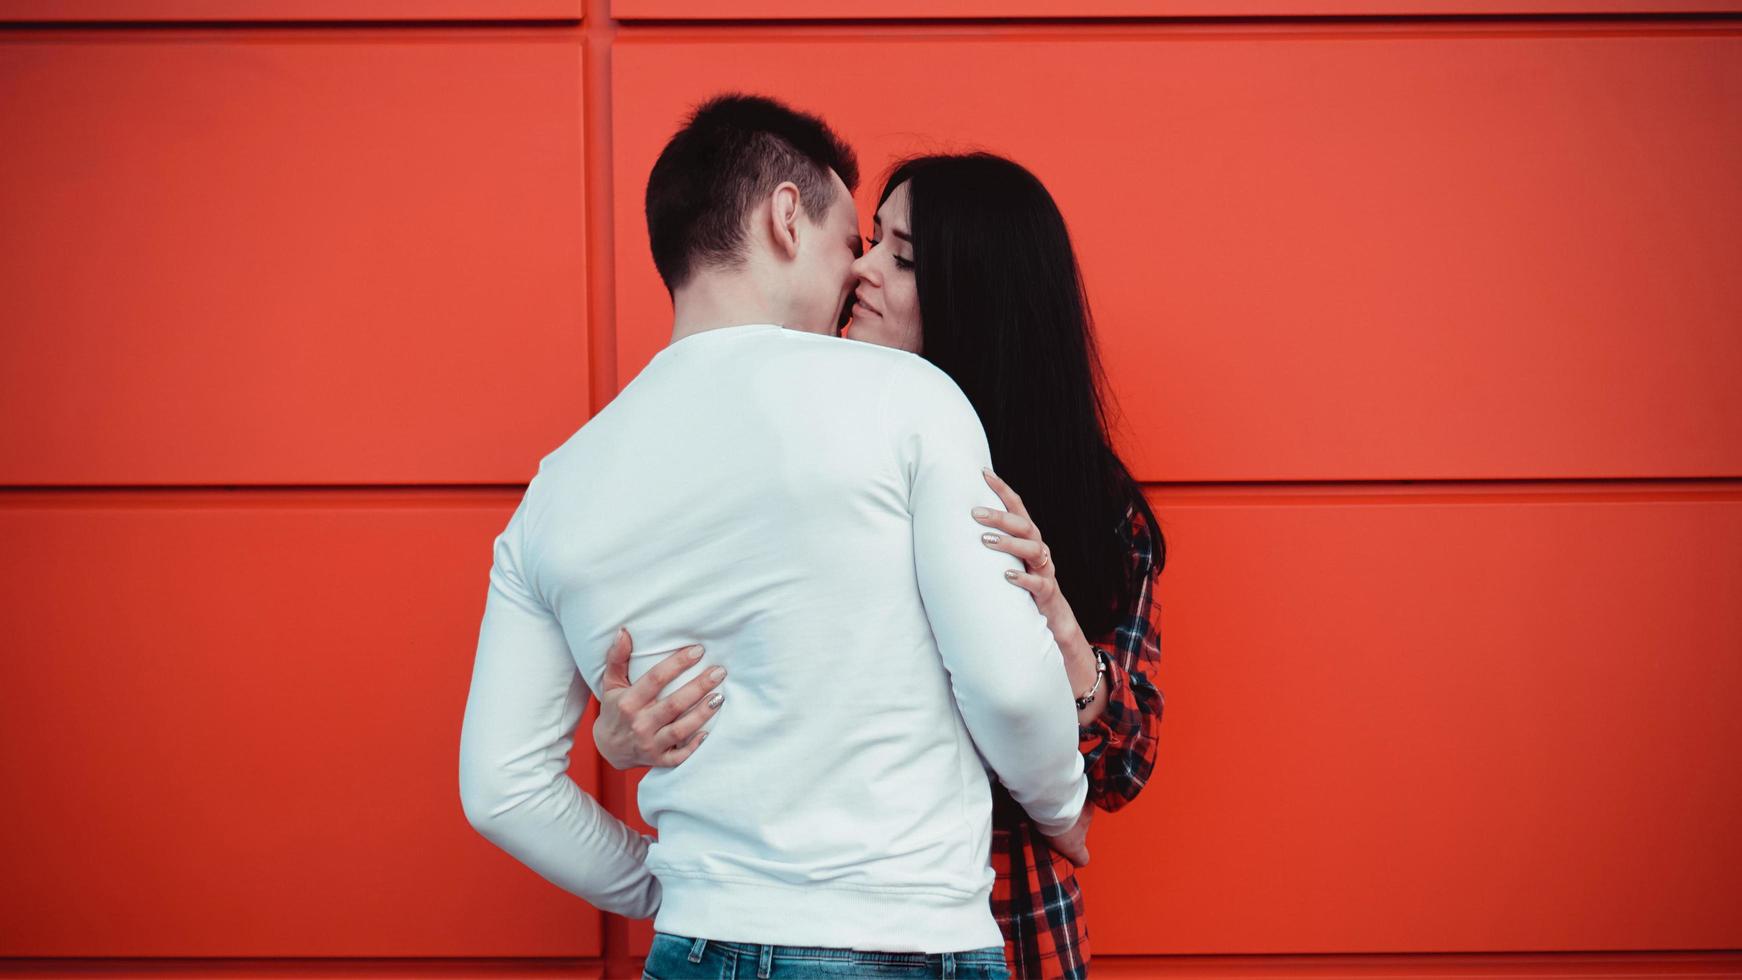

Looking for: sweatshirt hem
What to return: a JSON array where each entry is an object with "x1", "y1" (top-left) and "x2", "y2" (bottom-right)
[{"x1": 651, "y1": 872, "x2": 1003, "y2": 953}]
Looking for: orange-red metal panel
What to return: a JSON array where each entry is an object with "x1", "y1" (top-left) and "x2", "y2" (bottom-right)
[
  {"x1": 0, "y1": 30, "x2": 588, "y2": 485},
  {"x1": 0, "y1": 1, "x2": 583, "y2": 20},
  {"x1": 611, "y1": 31, "x2": 1742, "y2": 482},
  {"x1": 1077, "y1": 486, "x2": 1742, "y2": 953},
  {"x1": 0, "y1": 492, "x2": 603, "y2": 956},
  {"x1": 614, "y1": 1, "x2": 1742, "y2": 16}
]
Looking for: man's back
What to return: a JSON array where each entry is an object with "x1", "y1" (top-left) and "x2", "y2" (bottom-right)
[{"x1": 464, "y1": 323, "x2": 1085, "y2": 951}]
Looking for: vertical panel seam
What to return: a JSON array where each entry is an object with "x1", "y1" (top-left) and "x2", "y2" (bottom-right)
[{"x1": 581, "y1": 0, "x2": 628, "y2": 973}]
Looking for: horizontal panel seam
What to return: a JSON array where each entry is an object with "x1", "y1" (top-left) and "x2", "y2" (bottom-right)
[
  {"x1": 3, "y1": 477, "x2": 1740, "y2": 501},
  {"x1": 0, "y1": 19, "x2": 584, "y2": 29},
  {"x1": 4, "y1": 13, "x2": 1739, "y2": 31},
  {"x1": 0, "y1": 951, "x2": 1735, "y2": 967},
  {"x1": 611, "y1": 13, "x2": 1742, "y2": 34}
]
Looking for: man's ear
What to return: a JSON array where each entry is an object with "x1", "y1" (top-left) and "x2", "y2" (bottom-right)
[{"x1": 767, "y1": 181, "x2": 803, "y2": 260}]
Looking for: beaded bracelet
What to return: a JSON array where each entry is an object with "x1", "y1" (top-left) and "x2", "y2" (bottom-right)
[{"x1": 1074, "y1": 646, "x2": 1109, "y2": 710}]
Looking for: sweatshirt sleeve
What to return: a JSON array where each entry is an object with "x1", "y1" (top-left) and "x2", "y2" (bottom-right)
[
  {"x1": 889, "y1": 363, "x2": 1089, "y2": 837},
  {"x1": 457, "y1": 487, "x2": 662, "y2": 919}
]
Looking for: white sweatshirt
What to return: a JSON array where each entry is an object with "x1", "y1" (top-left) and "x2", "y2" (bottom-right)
[{"x1": 457, "y1": 322, "x2": 1087, "y2": 952}]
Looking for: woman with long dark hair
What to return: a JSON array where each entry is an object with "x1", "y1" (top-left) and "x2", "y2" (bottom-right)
[
  {"x1": 846, "y1": 153, "x2": 1166, "y2": 979},
  {"x1": 594, "y1": 152, "x2": 1166, "y2": 980}
]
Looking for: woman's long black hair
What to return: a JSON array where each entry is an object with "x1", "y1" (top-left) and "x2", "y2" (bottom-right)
[{"x1": 880, "y1": 153, "x2": 1164, "y2": 637}]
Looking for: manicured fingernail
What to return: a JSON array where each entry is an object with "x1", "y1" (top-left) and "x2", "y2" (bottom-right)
[
  {"x1": 707, "y1": 666, "x2": 726, "y2": 682},
  {"x1": 706, "y1": 692, "x2": 725, "y2": 709},
  {"x1": 981, "y1": 532, "x2": 1001, "y2": 545},
  {"x1": 972, "y1": 507, "x2": 991, "y2": 520},
  {"x1": 1004, "y1": 569, "x2": 1019, "y2": 581},
  {"x1": 686, "y1": 646, "x2": 704, "y2": 661},
  {"x1": 982, "y1": 467, "x2": 995, "y2": 476}
]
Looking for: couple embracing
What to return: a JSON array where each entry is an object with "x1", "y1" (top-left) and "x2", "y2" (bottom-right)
[{"x1": 459, "y1": 93, "x2": 1165, "y2": 980}]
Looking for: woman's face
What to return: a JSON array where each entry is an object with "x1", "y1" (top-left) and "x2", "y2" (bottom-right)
[{"x1": 846, "y1": 181, "x2": 922, "y2": 354}]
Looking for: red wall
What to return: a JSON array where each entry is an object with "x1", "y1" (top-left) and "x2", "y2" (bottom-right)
[{"x1": 2, "y1": 2, "x2": 1738, "y2": 976}]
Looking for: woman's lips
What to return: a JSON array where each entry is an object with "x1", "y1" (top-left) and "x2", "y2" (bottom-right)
[{"x1": 854, "y1": 293, "x2": 880, "y2": 316}]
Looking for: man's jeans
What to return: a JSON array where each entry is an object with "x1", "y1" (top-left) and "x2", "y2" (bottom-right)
[{"x1": 642, "y1": 932, "x2": 1011, "y2": 980}]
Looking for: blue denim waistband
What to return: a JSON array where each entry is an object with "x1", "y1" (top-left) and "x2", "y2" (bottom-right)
[
  {"x1": 656, "y1": 932, "x2": 1007, "y2": 965},
  {"x1": 690, "y1": 939, "x2": 1000, "y2": 962}
]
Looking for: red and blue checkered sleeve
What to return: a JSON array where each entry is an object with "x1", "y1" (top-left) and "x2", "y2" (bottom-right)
[{"x1": 1075, "y1": 505, "x2": 1164, "y2": 812}]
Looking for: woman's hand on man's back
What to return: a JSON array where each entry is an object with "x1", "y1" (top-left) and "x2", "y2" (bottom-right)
[{"x1": 593, "y1": 628, "x2": 726, "y2": 770}]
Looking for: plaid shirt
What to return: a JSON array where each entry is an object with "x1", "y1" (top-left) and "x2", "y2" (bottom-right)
[{"x1": 989, "y1": 502, "x2": 1165, "y2": 979}]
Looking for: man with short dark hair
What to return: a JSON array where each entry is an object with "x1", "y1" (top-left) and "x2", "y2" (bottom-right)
[{"x1": 458, "y1": 94, "x2": 1085, "y2": 978}]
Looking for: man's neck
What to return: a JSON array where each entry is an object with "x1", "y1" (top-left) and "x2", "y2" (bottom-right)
[{"x1": 668, "y1": 272, "x2": 824, "y2": 346}]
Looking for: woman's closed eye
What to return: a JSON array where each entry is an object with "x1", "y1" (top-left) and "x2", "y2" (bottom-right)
[{"x1": 866, "y1": 236, "x2": 915, "y2": 271}]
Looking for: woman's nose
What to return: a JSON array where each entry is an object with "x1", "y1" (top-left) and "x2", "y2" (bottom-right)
[{"x1": 850, "y1": 252, "x2": 876, "y2": 284}]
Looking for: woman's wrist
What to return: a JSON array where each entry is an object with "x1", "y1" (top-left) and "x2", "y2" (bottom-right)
[
  {"x1": 1040, "y1": 597, "x2": 1106, "y2": 721},
  {"x1": 1072, "y1": 643, "x2": 1111, "y2": 725},
  {"x1": 1060, "y1": 628, "x2": 1100, "y2": 693}
]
